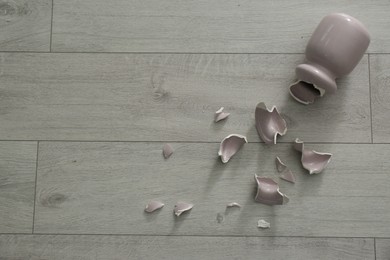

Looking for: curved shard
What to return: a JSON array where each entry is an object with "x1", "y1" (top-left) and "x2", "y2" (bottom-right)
[
  {"x1": 215, "y1": 107, "x2": 230, "y2": 122},
  {"x1": 254, "y1": 175, "x2": 289, "y2": 206},
  {"x1": 144, "y1": 200, "x2": 164, "y2": 213},
  {"x1": 275, "y1": 156, "x2": 287, "y2": 173},
  {"x1": 255, "y1": 102, "x2": 287, "y2": 144},
  {"x1": 294, "y1": 138, "x2": 332, "y2": 174},
  {"x1": 174, "y1": 202, "x2": 194, "y2": 216},
  {"x1": 218, "y1": 134, "x2": 248, "y2": 163},
  {"x1": 257, "y1": 219, "x2": 271, "y2": 229}
]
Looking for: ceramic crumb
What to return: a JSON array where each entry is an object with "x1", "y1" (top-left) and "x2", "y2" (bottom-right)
[
  {"x1": 226, "y1": 202, "x2": 242, "y2": 208},
  {"x1": 294, "y1": 138, "x2": 332, "y2": 174},
  {"x1": 257, "y1": 219, "x2": 271, "y2": 229},
  {"x1": 174, "y1": 202, "x2": 194, "y2": 217},
  {"x1": 254, "y1": 175, "x2": 289, "y2": 206},
  {"x1": 218, "y1": 134, "x2": 247, "y2": 163},
  {"x1": 144, "y1": 201, "x2": 164, "y2": 213},
  {"x1": 255, "y1": 102, "x2": 287, "y2": 144},
  {"x1": 162, "y1": 143, "x2": 174, "y2": 159},
  {"x1": 215, "y1": 107, "x2": 230, "y2": 122}
]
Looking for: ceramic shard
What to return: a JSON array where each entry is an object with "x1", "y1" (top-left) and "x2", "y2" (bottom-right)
[
  {"x1": 257, "y1": 219, "x2": 271, "y2": 229},
  {"x1": 174, "y1": 202, "x2": 194, "y2": 216},
  {"x1": 254, "y1": 175, "x2": 289, "y2": 206},
  {"x1": 294, "y1": 138, "x2": 332, "y2": 174},
  {"x1": 255, "y1": 102, "x2": 287, "y2": 144},
  {"x1": 226, "y1": 202, "x2": 241, "y2": 208},
  {"x1": 275, "y1": 156, "x2": 296, "y2": 183},
  {"x1": 214, "y1": 107, "x2": 230, "y2": 122},
  {"x1": 280, "y1": 169, "x2": 296, "y2": 183},
  {"x1": 218, "y1": 134, "x2": 248, "y2": 163},
  {"x1": 275, "y1": 156, "x2": 287, "y2": 173},
  {"x1": 289, "y1": 81, "x2": 323, "y2": 105},
  {"x1": 144, "y1": 201, "x2": 164, "y2": 213},
  {"x1": 162, "y1": 143, "x2": 174, "y2": 159}
]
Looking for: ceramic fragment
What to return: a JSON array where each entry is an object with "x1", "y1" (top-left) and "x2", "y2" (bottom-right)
[
  {"x1": 218, "y1": 134, "x2": 247, "y2": 163},
  {"x1": 275, "y1": 156, "x2": 296, "y2": 183},
  {"x1": 174, "y1": 202, "x2": 194, "y2": 217},
  {"x1": 254, "y1": 175, "x2": 289, "y2": 206},
  {"x1": 257, "y1": 219, "x2": 271, "y2": 229},
  {"x1": 144, "y1": 201, "x2": 164, "y2": 213},
  {"x1": 280, "y1": 169, "x2": 296, "y2": 184},
  {"x1": 226, "y1": 202, "x2": 241, "y2": 208},
  {"x1": 255, "y1": 102, "x2": 287, "y2": 144},
  {"x1": 162, "y1": 143, "x2": 174, "y2": 159},
  {"x1": 275, "y1": 156, "x2": 287, "y2": 173},
  {"x1": 215, "y1": 107, "x2": 230, "y2": 122},
  {"x1": 294, "y1": 138, "x2": 332, "y2": 174}
]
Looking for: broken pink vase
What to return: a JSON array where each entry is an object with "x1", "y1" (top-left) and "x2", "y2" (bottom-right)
[{"x1": 290, "y1": 13, "x2": 370, "y2": 104}]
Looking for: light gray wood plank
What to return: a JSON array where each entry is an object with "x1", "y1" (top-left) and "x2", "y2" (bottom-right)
[
  {"x1": 52, "y1": 0, "x2": 386, "y2": 53},
  {"x1": 0, "y1": 0, "x2": 51, "y2": 51},
  {"x1": 0, "y1": 235, "x2": 374, "y2": 260},
  {"x1": 35, "y1": 142, "x2": 390, "y2": 237},
  {"x1": 0, "y1": 141, "x2": 37, "y2": 233},
  {"x1": 376, "y1": 239, "x2": 390, "y2": 260},
  {"x1": 0, "y1": 53, "x2": 370, "y2": 142},
  {"x1": 370, "y1": 54, "x2": 390, "y2": 143}
]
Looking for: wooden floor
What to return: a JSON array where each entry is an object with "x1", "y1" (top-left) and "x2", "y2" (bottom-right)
[{"x1": 1, "y1": 1, "x2": 390, "y2": 259}]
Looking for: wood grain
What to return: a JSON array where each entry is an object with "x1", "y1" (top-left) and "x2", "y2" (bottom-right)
[
  {"x1": 0, "y1": 235, "x2": 374, "y2": 260},
  {"x1": 370, "y1": 54, "x2": 390, "y2": 143},
  {"x1": 35, "y1": 142, "x2": 390, "y2": 237},
  {"x1": 0, "y1": 0, "x2": 51, "y2": 51},
  {"x1": 376, "y1": 239, "x2": 390, "y2": 260},
  {"x1": 0, "y1": 141, "x2": 37, "y2": 233},
  {"x1": 0, "y1": 53, "x2": 370, "y2": 142},
  {"x1": 52, "y1": 0, "x2": 386, "y2": 53}
]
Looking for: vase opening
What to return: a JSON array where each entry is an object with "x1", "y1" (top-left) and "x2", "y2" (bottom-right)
[{"x1": 289, "y1": 81, "x2": 322, "y2": 105}]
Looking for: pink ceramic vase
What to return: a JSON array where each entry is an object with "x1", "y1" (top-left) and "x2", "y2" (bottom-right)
[{"x1": 290, "y1": 13, "x2": 370, "y2": 104}]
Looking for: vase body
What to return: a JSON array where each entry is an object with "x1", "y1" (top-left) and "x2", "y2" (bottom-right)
[{"x1": 290, "y1": 13, "x2": 370, "y2": 104}]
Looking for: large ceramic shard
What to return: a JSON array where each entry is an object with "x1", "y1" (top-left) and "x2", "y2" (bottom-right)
[
  {"x1": 255, "y1": 102, "x2": 287, "y2": 144},
  {"x1": 218, "y1": 134, "x2": 247, "y2": 163},
  {"x1": 215, "y1": 107, "x2": 230, "y2": 122},
  {"x1": 174, "y1": 202, "x2": 194, "y2": 217},
  {"x1": 294, "y1": 138, "x2": 332, "y2": 174},
  {"x1": 254, "y1": 175, "x2": 289, "y2": 206},
  {"x1": 144, "y1": 201, "x2": 164, "y2": 213}
]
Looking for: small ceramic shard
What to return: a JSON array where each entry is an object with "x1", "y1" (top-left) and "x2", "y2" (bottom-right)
[
  {"x1": 294, "y1": 138, "x2": 332, "y2": 174},
  {"x1": 275, "y1": 156, "x2": 287, "y2": 173},
  {"x1": 226, "y1": 202, "x2": 241, "y2": 208},
  {"x1": 214, "y1": 107, "x2": 230, "y2": 122},
  {"x1": 289, "y1": 81, "x2": 323, "y2": 105},
  {"x1": 255, "y1": 102, "x2": 287, "y2": 144},
  {"x1": 174, "y1": 202, "x2": 194, "y2": 217},
  {"x1": 280, "y1": 169, "x2": 296, "y2": 184},
  {"x1": 144, "y1": 201, "x2": 164, "y2": 213},
  {"x1": 275, "y1": 156, "x2": 296, "y2": 183},
  {"x1": 162, "y1": 143, "x2": 174, "y2": 159},
  {"x1": 257, "y1": 219, "x2": 271, "y2": 229},
  {"x1": 218, "y1": 134, "x2": 248, "y2": 163},
  {"x1": 254, "y1": 175, "x2": 289, "y2": 206}
]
